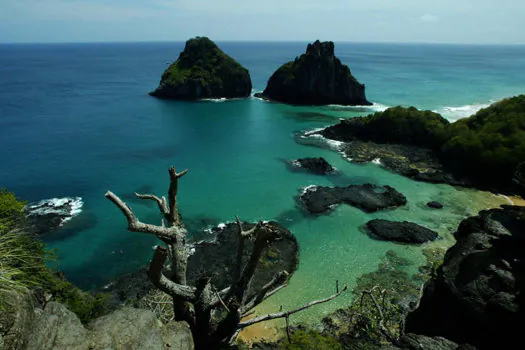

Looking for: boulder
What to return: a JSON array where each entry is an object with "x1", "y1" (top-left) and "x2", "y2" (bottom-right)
[
  {"x1": 150, "y1": 37, "x2": 252, "y2": 100},
  {"x1": 0, "y1": 290, "x2": 37, "y2": 350},
  {"x1": 255, "y1": 40, "x2": 370, "y2": 105},
  {"x1": 427, "y1": 201, "x2": 444, "y2": 209},
  {"x1": 102, "y1": 221, "x2": 299, "y2": 307},
  {"x1": 25, "y1": 302, "x2": 194, "y2": 350},
  {"x1": 365, "y1": 220, "x2": 438, "y2": 244},
  {"x1": 291, "y1": 157, "x2": 335, "y2": 175},
  {"x1": 300, "y1": 184, "x2": 407, "y2": 214},
  {"x1": 405, "y1": 205, "x2": 525, "y2": 349}
]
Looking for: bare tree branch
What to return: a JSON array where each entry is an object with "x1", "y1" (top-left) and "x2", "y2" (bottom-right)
[
  {"x1": 233, "y1": 216, "x2": 263, "y2": 282},
  {"x1": 237, "y1": 285, "x2": 348, "y2": 329},
  {"x1": 135, "y1": 193, "x2": 169, "y2": 217},
  {"x1": 228, "y1": 225, "x2": 280, "y2": 303},
  {"x1": 105, "y1": 191, "x2": 179, "y2": 242},
  {"x1": 148, "y1": 246, "x2": 196, "y2": 301},
  {"x1": 241, "y1": 271, "x2": 289, "y2": 314},
  {"x1": 167, "y1": 166, "x2": 188, "y2": 225},
  {"x1": 360, "y1": 287, "x2": 399, "y2": 345}
]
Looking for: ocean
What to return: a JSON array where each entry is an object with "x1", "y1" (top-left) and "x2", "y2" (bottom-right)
[{"x1": 1, "y1": 42, "x2": 524, "y2": 324}]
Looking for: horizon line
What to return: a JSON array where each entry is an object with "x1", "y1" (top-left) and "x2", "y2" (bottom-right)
[{"x1": 1, "y1": 39, "x2": 524, "y2": 46}]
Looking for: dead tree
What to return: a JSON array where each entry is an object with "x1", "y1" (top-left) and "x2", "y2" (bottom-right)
[{"x1": 106, "y1": 166, "x2": 346, "y2": 349}]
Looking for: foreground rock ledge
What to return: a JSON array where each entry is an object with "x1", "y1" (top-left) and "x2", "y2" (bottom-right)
[
  {"x1": 300, "y1": 184, "x2": 407, "y2": 214},
  {"x1": 406, "y1": 205, "x2": 525, "y2": 349},
  {"x1": 150, "y1": 36, "x2": 252, "y2": 100},
  {"x1": 365, "y1": 219, "x2": 439, "y2": 244},
  {"x1": 255, "y1": 40, "x2": 370, "y2": 105}
]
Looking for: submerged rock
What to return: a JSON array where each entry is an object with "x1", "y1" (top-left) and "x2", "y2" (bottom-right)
[
  {"x1": 290, "y1": 157, "x2": 335, "y2": 175},
  {"x1": 365, "y1": 219, "x2": 439, "y2": 244},
  {"x1": 256, "y1": 40, "x2": 370, "y2": 105},
  {"x1": 405, "y1": 205, "x2": 525, "y2": 349},
  {"x1": 300, "y1": 184, "x2": 407, "y2": 214},
  {"x1": 427, "y1": 201, "x2": 444, "y2": 209},
  {"x1": 150, "y1": 37, "x2": 252, "y2": 100}
]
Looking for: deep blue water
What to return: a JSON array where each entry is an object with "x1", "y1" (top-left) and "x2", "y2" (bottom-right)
[{"x1": 1, "y1": 42, "x2": 524, "y2": 322}]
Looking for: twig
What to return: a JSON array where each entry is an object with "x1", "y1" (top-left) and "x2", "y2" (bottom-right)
[{"x1": 237, "y1": 284, "x2": 348, "y2": 329}]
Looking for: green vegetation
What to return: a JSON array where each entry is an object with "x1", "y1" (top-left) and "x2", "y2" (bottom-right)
[
  {"x1": 338, "y1": 95, "x2": 525, "y2": 189},
  {"x1": 157, "y1": 36, "x2": 251, "y2": 98},
  {"x1": 441, "y1": 95, "x2": 525, "y2": 186},
  {"x1": 280, "y1": 330, "x2": 342, "y2": 350},
  {"x1": 339, "y1": 106, "x2": 450, "y2": 149},
  {"x1": 0, "y1": 189, "x2": 108, "y2": 323}
]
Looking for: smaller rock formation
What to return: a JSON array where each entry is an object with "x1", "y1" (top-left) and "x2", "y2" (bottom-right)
[
  {"x1": 255, "y1": 40, "x2": 370, "y2": 105},
  {"x1": 290, "y1": 157, "x2": 335, "y2": 175},
  {"x1": 150, "y1": 37, "x2": 252, "y2": 99},
  {"x1": 365, "y1": 219, "x2": 438, "y2": 244},
  {"x1": 24, "y1": 197, "x2": 83, "y2": 235},
  {"x1": 405, "y1": 205, "x2": 525, "y2": 349},
  {"x1": 427, "y1": 201, "x2": 444, "y2": 209},
  {"x1": 301, "y1": 184, "x2": 406, "y2": 214}
]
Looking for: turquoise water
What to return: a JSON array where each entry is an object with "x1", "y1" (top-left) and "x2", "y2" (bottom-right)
[{"x1": 1, "y1": 42, "x2": 523, "y2": 324}]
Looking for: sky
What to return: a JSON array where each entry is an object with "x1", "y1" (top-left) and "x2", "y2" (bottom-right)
[{"x1": 0, "y1": 0, "x2": 523, "y2": 44}]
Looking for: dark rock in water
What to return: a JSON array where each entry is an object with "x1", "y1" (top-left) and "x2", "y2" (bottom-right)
[
  {"x1": 150, "y1": 37, "x2": 252, "y2": 100},
  {"x1": 24, "y1": 197, "x2": 83, "y2": 235},
  {"x1": 102, "y1": 221, "x2": 299, "y2": 307},
  {"x1": 331, "y1": 140, "x2": 468, "y2": 187},
  {"x1": 365, "y1": 219, "x2": 438, "y2": 244},
  {"x1": 427, "y1": 201, "x2": 444, "y2": 209},
  {"x1": 405, "y1": 205, "x2": 525, "y2": 349},
  {"x1": 187, "y1": 221, "x2": 299, "y2": 299},
  {"x1": 300, "y1": 184, "x2": 406, "y2": 214},
  {"x1": 256, "y1": 40, "x2": 370, "y2": 106},
  {"x1": 291, "y1": 157, "x2": 335, "y2": 175}
]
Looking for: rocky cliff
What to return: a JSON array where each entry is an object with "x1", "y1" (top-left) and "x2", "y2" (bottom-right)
[
  {"x1": 256, "y1": 40, "x2": 370, "y2": 105},
  {"x1": 405, "y1": 205, "x2": 525, "y2": 349},
  {"x1": 150, "y1": 37, "x2": 252, "y2": 100},
  {"x1": 0, "y1": 290, "x2": 193, "y2": 350}
]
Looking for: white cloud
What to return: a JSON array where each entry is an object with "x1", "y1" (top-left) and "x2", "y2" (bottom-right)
[{"x1": 420, "y1": 14, "x2": 438, "y2": 22}]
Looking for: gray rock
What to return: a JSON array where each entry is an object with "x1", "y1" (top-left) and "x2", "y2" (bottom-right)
[
  {"x1": 0, "y1": 290, "x2": 37, "y2": 350},
  {"x1": 1, "y1": 294, "x2": 194, "y2": 350}
]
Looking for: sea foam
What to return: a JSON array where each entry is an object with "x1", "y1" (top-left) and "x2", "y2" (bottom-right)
[
  {"x1": 26, "y1": 197, "x2": 84, "y2": 225},
  {"x1": 436, "y1": 102, "x2": 491, "y2": 122}
]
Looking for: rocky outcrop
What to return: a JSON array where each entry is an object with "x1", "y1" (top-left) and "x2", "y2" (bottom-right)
[
  {"x1": 24, "y1": 197, "x2": 83, "y2": 235},
  {"x1": 300, "y1": 184, "x2": 407, "y2": 214},
  {"x1": 102, "y1": 221, "x2": 299, "y2": 307},
  {"x1": 290, "y1": 157, "x2": 335, "y2": 175},
  {"x1": 255, "y1": 40, "x2": 370, "y2": 106},
  {"x1": 365, "y1": 219, "x2": 439, "y2": 244},
  {"x1": 405, "y1": 205, "x2": 525, "y2": 349},
  {"x1": 0, "y1": 290, "x2": 194, "y2": 350},
  {"x1": 150, "y1": 37, "x2": 252, "y2": 100},
  {"x1": 427, "y1": 201, "x2": 444, "y2": 209}
]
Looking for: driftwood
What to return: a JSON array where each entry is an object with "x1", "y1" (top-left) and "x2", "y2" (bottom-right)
[{"x1": 106, "y1": 166, "x2": 346, "y2": 349}]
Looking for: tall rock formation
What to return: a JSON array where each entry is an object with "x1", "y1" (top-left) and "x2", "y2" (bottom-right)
[
  {"x1": 405, "y1": 205, "x2": 525, "y2": 349},
  {"x1": 150, "y1": 37, "x2": 252, "y2": 100},
  {"x1": 256, "y1": 40, "x2": 370, "y2": 105}
]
